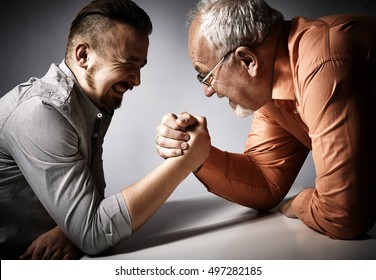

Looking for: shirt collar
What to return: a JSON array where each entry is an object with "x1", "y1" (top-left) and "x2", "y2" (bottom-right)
[
  {"x1": 59, "y1": 60, "x2": 78, "y2": 84},
  {"x1": 271, "y1": 21, "x2": 295, "y2": 101}
]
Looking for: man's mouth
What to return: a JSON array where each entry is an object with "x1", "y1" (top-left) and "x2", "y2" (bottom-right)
[{"x1": 112, "y1": 83, "x2": 132, "y2": 97}]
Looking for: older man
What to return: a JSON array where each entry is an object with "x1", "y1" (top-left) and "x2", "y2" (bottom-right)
[{"x1": 156, "y1": 0, "x2": 376, "y2": 239}]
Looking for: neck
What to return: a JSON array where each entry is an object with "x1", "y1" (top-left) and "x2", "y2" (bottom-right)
[{"x1": 253, "y1": 21, "x2": 284, "y2": 106}]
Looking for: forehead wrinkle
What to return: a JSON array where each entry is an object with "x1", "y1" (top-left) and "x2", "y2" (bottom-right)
[
  {"x1": 108, "y1": 41, "x2": 147, "y2": 68},
  {"x1": 104, "y1": 24, "x2": 132, "y2": 64},
  {"x1": 190, "y1": 37, "x2": 214, "y2": 74}
]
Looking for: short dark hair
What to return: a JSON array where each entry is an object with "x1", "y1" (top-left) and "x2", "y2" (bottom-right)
[{"x1": 65, "y1": 0, "x2": 152, "y2": 60}]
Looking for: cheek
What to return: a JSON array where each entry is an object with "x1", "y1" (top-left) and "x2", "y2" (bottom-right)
[
  {"x1": 219, "y1": 77, "x2": 244, "y2": 98},
  {"x1": 92, "y1": 70, "x2": 116, "y2": 91}
]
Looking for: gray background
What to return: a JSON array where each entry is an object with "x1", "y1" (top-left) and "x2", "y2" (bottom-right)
[{"x1": 1, "y1": 0, "x2": 375, "y2": 199}]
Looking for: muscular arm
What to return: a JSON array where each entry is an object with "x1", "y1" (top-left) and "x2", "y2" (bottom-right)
[
  {"x1": 4, "y1": 102, "x2": 209, "y2": 255},
  {"x1": 122, "y1": 116, "x2": 211, "y2": 232}
]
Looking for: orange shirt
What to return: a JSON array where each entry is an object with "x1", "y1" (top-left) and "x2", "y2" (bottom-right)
[{"x1": 195, "y1": 14, "x2": 376, "y2": 239}]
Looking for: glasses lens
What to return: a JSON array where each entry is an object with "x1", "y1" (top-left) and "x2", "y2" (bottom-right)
[
  {"x1": 197, "y1": 73, "x2": 211, "y2": 86},
  {"x1": 197, "y1": 73, "x2": 205, "y2": 83}
]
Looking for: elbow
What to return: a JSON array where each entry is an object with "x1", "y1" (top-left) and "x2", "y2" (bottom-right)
[
  {"x1": 73, "y1": 225, "x2": 132, "y2": 256},
  {"x1": 229, "y1": 191, "x2": 282, "y2": 212},
  {"x1": 301, "y1": 202, "x2": 376, "y2": 240},
  {"x1": 321, "y1": 214, "x2": 375, "y2": 240},
  {"x1": 70, "y1": 193, "x2": 133, "y2": 255},
  {"x1": 76, "y1": 235, "x2": 112, "y2": 256},
  {"x1": 235, "y1": 185, "x2": 285, "y2": 212},
  {"x1": 79, "y1": 243, "x2": 109, "y2": 257},
  {"x1": 244, "y1": 200, "x2": 281, "y2": 212}
]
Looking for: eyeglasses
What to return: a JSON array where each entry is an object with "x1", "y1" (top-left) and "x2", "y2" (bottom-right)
[{"x1": 197, "y1": 50, "x2": 234, "y2": 87}]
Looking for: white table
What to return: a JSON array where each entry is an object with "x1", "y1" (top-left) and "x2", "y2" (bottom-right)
[{"x1": 83, "y1": 184, "x2": 376, "y2": 260}]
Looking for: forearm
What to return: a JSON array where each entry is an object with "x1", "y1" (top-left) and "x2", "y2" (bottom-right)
[
  {"x1": 195, "y1": 146, "x2": 276, "y2": 209},
  {"x1": 121, "y1": 155, "x2": 197, "y2": 232},
  {"x1": 195, "y1": 146, "x2": 305, "y2": 210}
]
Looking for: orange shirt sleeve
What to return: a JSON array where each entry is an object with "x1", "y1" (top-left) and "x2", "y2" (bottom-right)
[{"x1": 195, "y1": 103, "x2": 309, "y2": 211}]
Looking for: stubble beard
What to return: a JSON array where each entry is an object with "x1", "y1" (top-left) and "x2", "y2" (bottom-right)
[{"x1": 85, "y1": 68, "x2": 122, "y2": 110}]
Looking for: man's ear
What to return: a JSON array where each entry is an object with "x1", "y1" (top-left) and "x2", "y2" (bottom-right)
[
  {"x1": 75, "y1": 43, "x2": 90, "y2": 69},
  {"x1": 234, "y1": 46, "x2": 258, "y2": 77}
]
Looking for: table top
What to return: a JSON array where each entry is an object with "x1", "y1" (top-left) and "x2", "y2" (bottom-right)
[{"x1": 83, "y1": 184, "x2": 376, "y2": 260}]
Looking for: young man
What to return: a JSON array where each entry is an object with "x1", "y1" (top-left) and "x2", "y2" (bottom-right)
[{"x1": 0, "y1": 0, "x2": 210, "y2": 259}]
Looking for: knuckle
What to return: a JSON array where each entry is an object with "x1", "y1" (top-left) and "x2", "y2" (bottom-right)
[
  {"x1": 197, "y1": 116, "x2": 207, "y2": 125},
  {"x1": 158, "y1": 125, "x2": 169, "y2": 137},
  {"x1": 158, "y1": 136, "x2": 167, "y2": 147},
  {"x1": 155, "y1": 145, "x2": 162, "y2": 153},
  {"x1": 162, "y1": 112, "x2": 176, "y2": 123}
]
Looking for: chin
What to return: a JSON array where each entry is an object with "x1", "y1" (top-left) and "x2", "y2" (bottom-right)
[
  {"x1": 101, "y1": 94, "x2": 123, "y2": 110},
  {"x1": 230, "y1": 103, "x2": 254, "y2": 118}
]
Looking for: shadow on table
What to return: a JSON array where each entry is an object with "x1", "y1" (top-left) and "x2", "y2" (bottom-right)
[
  {"x1": 94, "y1": 193, "x2": 376, "y2": 258},
  {"x1": 98, "y1": 194, "x2": 273, "y2": 257}
]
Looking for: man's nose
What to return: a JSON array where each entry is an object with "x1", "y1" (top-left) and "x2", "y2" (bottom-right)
[{"x1": 203, "y1": 84, "x2": 215, "y2": 97}]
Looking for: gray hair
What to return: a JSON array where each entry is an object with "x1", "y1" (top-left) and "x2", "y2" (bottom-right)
[{"x1": 188, "y1": 0, "x2": 284, "y2": 58}]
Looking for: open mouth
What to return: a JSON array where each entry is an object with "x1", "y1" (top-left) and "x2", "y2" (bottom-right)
[
  {"x1": 111, "y1": 91, "x2": 124, "y2": 99},
  {"x1": 112, "y1": 83, "x2": 132, "y2": 98}
]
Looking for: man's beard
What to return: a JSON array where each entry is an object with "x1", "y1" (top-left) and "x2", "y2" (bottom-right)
[
  {"x1": 85, "y1": 68, "x2": 122, "y2": 110},
  {"x1": 230, "y1": 101, "x2": 254, "y2": 118}
]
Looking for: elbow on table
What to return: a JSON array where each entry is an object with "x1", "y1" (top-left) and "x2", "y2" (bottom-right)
[
  {"x1": 233, "y1": 194, "x2": 283, "y2": 212},
  {"x1": 320, "y1": 213, "x2": 375, "y2": 240},
  {"x1": 75, "y1": 228, "x2": 131, "y2": 256}
]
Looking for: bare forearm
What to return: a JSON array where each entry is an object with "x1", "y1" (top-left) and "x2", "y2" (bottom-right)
[
  {"x1": 121, "y1": 156, "x2": 195, "y2": 232},
  {"x1": 123, "y1": 113, "x2": 210, "y2": 232}
]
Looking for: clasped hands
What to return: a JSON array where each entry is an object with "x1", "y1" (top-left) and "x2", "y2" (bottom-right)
[
  {"x1": 155, "y1": 112, "x2": 211, "y2": 172},
  {"x1": 156, "y1": 112, "x2": 297, "y2": 218}
]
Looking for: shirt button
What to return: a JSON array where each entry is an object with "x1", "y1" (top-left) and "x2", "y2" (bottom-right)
[
  {"x1": 93, "y1": 133, "x2": 99, "y2": 138},
  {"x1": 97, "y1": 113, "x2": 103, "y2": 119}
]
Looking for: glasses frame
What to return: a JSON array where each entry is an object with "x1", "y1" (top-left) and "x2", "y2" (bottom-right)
[{"x1": 197, "y1": 49, "x2": 235, "y2": 87}]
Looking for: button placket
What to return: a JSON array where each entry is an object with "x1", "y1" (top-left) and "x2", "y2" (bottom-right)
[{"x1": 92, "y1": 112, "x2": 103, "y2": 146}]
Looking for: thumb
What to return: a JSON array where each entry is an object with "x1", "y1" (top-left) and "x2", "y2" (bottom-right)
[{"x1": 176, "y1": 112, "x2": 198, "y2": 128}]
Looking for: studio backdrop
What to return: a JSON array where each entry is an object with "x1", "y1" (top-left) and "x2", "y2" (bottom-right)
[{"x1": 1, "y1": 0, "x2": 374, "y2": 199}]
